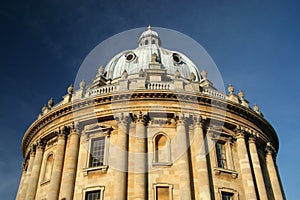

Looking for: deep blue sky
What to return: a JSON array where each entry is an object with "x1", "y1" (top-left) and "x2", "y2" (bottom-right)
[{"x1": 1, "y1": 0, "x2": 299, "y2": 199}]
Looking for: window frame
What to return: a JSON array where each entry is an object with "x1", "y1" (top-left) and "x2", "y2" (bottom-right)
[
  {"x1": 218, "y1": 187, "x2": 239, "y2": 200},
  {"x1": 82, "y1": 186, "x2": 105, "y2": 200},
  {"x1": 153, "y1": 183, "x2": 173, "y2": 200},
  {"x1": 152, "y1": 132, "x2": 172, "y2": 166},
  {"x1": 209, "y1": 130, "x2": 238, "y2": 178},
  {"x1": 41, "y1": 152, "x2": 54, "y2": 184},
  {"x1": 83, "y1": 126, "x2": 111, "y2": 175}
]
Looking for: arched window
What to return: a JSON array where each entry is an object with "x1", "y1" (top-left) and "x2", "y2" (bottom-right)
[
  {"x1": 145, "y1": 40, "x2": 148, "y2": 45},
  {"x1": 153, "y1": 133, "x2": 171, "y2": 165},
  {"x1": 44, "y1": 154, "x2": 54, "y2": 181}
]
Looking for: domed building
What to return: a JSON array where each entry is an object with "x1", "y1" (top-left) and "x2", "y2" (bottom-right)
[{"x1": 16, "y1": 27, "x2": 285, "y2": 200}]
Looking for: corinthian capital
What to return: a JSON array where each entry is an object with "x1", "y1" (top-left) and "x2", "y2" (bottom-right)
[
  {"x1": 115, "y1": 112, "x2": 130, "y2": 125},
  {"x1": 132, "y1": 111, "x2": 149, "y2": 125},
  {"x1": 234, "y1": 125, "x2": 246, "y2": 139},
  {"x1": 36, "y1": 139, "x2": 46, "y2": 150},
  {"x1": 266, "y1": 142, "x2": 276, "y2": 156},
  {"x1": 175, "y1": 112, "x2": 187, "y2": 126}
]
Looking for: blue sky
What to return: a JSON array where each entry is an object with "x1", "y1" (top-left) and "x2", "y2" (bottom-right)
[{"x1": 1, "y1": 0, "x2": 299, "y2": 199}]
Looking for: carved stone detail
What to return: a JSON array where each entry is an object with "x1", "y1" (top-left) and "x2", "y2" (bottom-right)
[{"x1": 132, "y1": 111, "x2": 149, "y2": 125}]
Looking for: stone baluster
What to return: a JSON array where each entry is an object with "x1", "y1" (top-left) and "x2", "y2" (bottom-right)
[
  {"x1": 59, "y1": 125, "x2": 80, "y2": 200},
  {"x1": 191, "y1": 115, "x2": 211, "y2": 200},
  {"x1": 128, "y1": 111, "x2": 148, "y2": 200},
  {"x1": 248, "y1": 135, "x2": 268, "y2": 200},
  {"x1": 175, "y1": 113, "x2": 192, "y2": 200},
  {"x1": 25, "y1": 140, "x2": 45, "y2": 200},
  {"x1": 48, "y1": 128, "x2": 67, "y2": 200},
  {"x1": 266, "y1": 144, "x2": 284, "y2": 200},
  {"x1": 113, "y1": 113, "x2": 129, "y2": 200},
  {"x1": 235, "y1": 127, "x2": 257, "y2": 200}
]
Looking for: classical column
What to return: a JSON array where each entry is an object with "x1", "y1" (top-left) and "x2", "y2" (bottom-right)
[
  {"x1": 266, "y1": 144, "x2": 284, "y2": 200},
  {"x1": 176, "y1": 114, "x2": 192, "y2": 200},
  {"x1": 48, "y1": 128, "x2": 67, "y2": 200},
  {"x1": 16, "y1": 165, "x2": 26, "y2": 200},
  {"x1": 235, "y1": 128, "x2": 257, "y2": 200},
  {"x1": 113, "y1": 113, "x2": 129, "y2": 200},
  {"x1": 191, "y1": 116, "x2": 211, "y2": 200},
  {"x1": 25, "y1": 141, "x2": 45, "y2": 200},
  {"x1": 59, "y1": 125, "x2": 80, "y2": 200},
  {"x1": 248, "y1": 135, "x2": 268, "y2": 200},
  {"x1": 128, "y1": 111, "x2": 148, "y2": 200}
]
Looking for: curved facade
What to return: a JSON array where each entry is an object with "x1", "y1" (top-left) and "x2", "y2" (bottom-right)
[{"x1": 16, "y1": 28, "x2": 285, "y2": 200}]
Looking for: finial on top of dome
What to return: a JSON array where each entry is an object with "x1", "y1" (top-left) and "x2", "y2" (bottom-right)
[{"x1": 148, "y1": 25, "x2": 151, "y2": 30}]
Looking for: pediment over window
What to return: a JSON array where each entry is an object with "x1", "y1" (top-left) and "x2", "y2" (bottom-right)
[{"x1": 84, "y1": 124, "x2": 113, "y2": 136}]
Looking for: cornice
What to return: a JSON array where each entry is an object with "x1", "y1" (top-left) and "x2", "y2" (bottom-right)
[{"x1": 21, "y1": 90, "x2": 279, "y2": 158}]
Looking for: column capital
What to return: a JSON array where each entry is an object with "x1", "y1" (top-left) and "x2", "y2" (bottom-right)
[
  {"x1": 193, "y1": 114, "x2": 205, "y2": 128},
  {"x1": 234, "y1": 125, "x2": 247, "y2": 139},
  {"x1": 132, "y1": 111, "x2": 149, "y2": 125},
  {"x1": 175, "y1": 113, "x2": 187, "y2": 127},
  {"x1": 29, "y1": 145, "x2": 36, "y2": 156},
  {"x1": 248, "y1": 134, "x2": 258, "y2": 143},
  {"x1": 36, "y1": 139, "x2": 46, "y2": 150},
  {"x1": 57, "y1": 126, "x2": 68, "y2": 139},
  {"x1": 266, "y1": 142, "x2": 277, "y2": 156},
  {"x1": 115, "y1": 112, "x2": 130, "y2": 125}
]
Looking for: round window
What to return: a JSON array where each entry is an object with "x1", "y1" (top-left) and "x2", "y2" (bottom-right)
[
  {"x1": 125, "y1": 52, "x2": 136, "y2": 62},
  {"x1": 172, "y1": 53, "x2": 181, "y2": 63}
]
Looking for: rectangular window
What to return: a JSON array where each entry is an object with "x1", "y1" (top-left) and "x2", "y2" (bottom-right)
[
  {"x1": 156, "y1": 186, "x2": 169, "y2": 200},
  {"x1": 221, "y1": 192, "x2": 233, "y2": 200},
  {"x1": 89, "y1": 138, "x2": 105, "y2": 167},
  {"x1": 216, "y1": 142, "x2": 227, "y2": 169},
  {"x1": 85, "y1": 190, "x2": 101, "y2": 200}
]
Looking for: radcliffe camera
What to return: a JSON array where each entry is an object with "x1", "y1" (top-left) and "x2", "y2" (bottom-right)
[{"x1": 16, "y1": 27, "x2": 285, "y2": 200}]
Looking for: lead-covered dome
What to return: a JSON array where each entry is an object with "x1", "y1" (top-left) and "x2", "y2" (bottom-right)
[{"x1": 104, "y1": 26, "x2": 200, "y2": 81}]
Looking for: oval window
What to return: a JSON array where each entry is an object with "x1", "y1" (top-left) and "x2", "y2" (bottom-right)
[
  {"x1": 173, "y1": 53, "x2": 181, "y2": 63},
  {"x1": 125, "y1": 52, "x2": 136, "y2": 62}
]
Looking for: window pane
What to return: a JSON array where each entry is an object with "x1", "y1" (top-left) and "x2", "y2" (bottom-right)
[
  {"x1": 90, "y1": 138, "x2": 105, "y2": 167},
  {"x1": 216, "y1": 142, "x2": 227, "y2": 169},
  {"x1": 85, "y1": 190, "x2": 101, "y2": 200},
  {"x1": 222, "y1": 192, "x2": 233, "y2": 200},
  {"x1": 156, "y1": 187, "x2": 169, "y2": 200}
]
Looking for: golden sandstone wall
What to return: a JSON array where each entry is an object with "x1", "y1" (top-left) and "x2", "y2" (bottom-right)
[{"x1": 16, "y1": 87, "x2": 285, "y2": 200}]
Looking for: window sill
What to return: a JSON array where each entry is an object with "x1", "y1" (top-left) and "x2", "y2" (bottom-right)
[
  {"x1": 83, "y1": 165, "x2": 108, "y2": 176},
  {"x1": 152, "y1": 162, "x2": 173, "y2": 167},
  {"x1": 213, "y1": 167, "x2": 238, "y2": 178}
]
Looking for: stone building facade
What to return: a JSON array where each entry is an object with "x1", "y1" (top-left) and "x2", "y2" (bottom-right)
[{"x1": 16, "y1": 27, "x2": 285, "y2": 200}]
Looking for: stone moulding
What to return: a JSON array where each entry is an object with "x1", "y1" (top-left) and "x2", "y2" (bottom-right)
[{"x1": 21, "y1": 91, "x2": 278, "y2": 158}]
